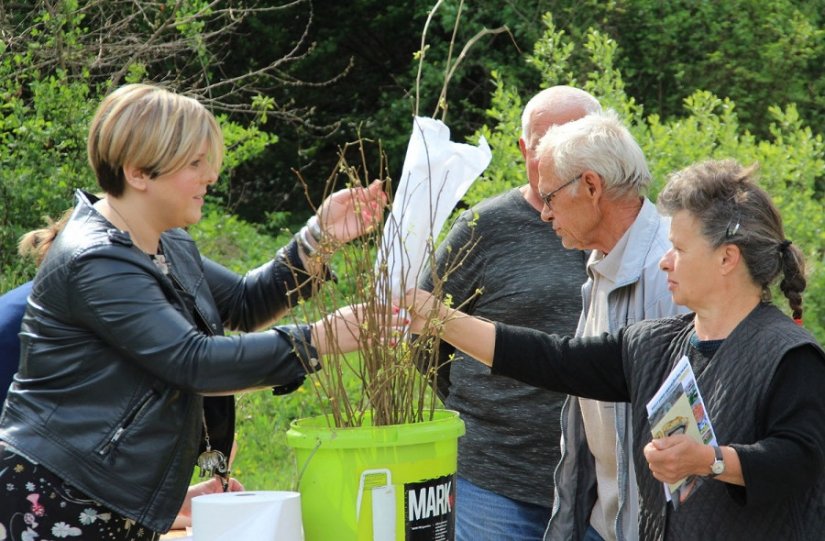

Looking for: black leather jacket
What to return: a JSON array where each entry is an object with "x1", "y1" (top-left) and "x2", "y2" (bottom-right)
[{"x1": 0, "y1": 190, "x2": 320, "y2": 532}]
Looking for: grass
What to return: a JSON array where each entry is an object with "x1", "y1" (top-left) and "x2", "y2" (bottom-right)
[
  {"x1": 231, "y1": 378, "x2": 334, "y2": 490},
  {"x1": 229, "y1": 354, "x2": 367, "y2": 490}
]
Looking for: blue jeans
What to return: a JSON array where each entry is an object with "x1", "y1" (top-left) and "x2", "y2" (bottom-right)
[
  {"x1": 582, "y1": 524, "x2": 607, "y2": 541},
  {"x1": 456, "y1": 476, "x2": 552, "y2": 541}
]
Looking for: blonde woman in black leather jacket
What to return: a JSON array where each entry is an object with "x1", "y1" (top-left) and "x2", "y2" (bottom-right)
[{"x1": 0, "y1": 83, "x2": 384, "y2": 540}]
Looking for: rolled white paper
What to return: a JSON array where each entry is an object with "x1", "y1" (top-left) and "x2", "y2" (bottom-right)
[{"x1": 192, "y1": 491, "x2": 303, "y2": 541}]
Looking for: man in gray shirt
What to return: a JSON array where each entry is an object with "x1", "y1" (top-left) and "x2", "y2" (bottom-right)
[{"x1": 420, "y1": 86, "x2": 600, "y2": 540}]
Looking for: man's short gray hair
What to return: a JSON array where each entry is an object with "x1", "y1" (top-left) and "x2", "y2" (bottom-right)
[{"x1": 537, "y1": 109, "x2": 650, "y2": 198}]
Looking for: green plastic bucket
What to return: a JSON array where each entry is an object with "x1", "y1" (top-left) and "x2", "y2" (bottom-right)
[{"x1": 286, "y1": 410, "x2": 465, "y2": 541}]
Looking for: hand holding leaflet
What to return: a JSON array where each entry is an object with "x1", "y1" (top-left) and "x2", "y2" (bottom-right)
[{"x1": 646, "y1": 355, "x2": 717, "y2": 507}]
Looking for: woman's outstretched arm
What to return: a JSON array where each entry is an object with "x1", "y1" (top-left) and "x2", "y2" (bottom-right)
[
  {"x1": 405, "y1": 288, "x2": 629, "y2": 401},
  {"x1": 405, "y1": 288, "x2": 497, "y2": 366}
]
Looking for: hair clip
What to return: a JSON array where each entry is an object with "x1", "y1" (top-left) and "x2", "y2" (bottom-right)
[{"x1": 725, "y1": 217, "x2": 740, "y2": 238}]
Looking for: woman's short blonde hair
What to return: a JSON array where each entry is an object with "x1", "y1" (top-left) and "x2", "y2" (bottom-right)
[{"x1": 87, "y1": 83, "x2": 223, "y2": 196}]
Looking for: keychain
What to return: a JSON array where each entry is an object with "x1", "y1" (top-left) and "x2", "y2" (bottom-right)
[{"x1": 197, "y1": 412, "x2": 230, "y2": 491}]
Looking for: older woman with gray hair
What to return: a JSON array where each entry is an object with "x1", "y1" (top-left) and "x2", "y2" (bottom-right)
[{"x1": 405, "y1": 159, "x2": 825, "y2": 540}]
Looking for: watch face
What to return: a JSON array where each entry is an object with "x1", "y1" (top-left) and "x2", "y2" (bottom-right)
[{"x1": 711, "y1": 445, "x2": 724, "y2": 475}]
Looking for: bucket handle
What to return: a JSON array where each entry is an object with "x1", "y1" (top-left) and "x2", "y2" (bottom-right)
[
  {"x1": 293, "y1": 437, "x2": 324, "y2": 492},
  {"x1": 355, "y1": 468, "x2": 393, "y2": 521},
  {"x1": 356, "y1": 469, "x2": 396, "y2": 541}
]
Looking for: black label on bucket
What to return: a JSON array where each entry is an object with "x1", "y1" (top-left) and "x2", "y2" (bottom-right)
[{"x1": 404, "y1": 473, "x2": 455, "y2": 541}]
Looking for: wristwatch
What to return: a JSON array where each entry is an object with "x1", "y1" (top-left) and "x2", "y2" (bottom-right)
[{"x1": 709, "y1": 445, "x2": 725, "y2": 477}]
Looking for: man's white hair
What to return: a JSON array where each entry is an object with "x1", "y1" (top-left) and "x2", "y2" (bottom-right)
[{"x1": 537, "y1": 109, "x2": 651, "y2": 198}]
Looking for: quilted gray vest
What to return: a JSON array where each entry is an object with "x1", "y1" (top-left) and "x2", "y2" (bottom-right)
[{"x1": 621, "y1": 303, "x2": 825, "y2": 540}]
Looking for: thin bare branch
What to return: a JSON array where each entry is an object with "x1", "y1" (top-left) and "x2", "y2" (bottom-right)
[
  {"x1": 0, "y1": 0, "x2": 351, "y2": 131},
  {"x1": 433, "y1": 25, "x2": 513, "y2": 120},
  {"x1": 414, "y1": 0, "x2": 446, "y2": 117}
]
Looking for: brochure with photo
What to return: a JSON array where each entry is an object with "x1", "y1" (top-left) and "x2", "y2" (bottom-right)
[{"x1": 646, "y1": 355, "x2": 717, "y2": 507}]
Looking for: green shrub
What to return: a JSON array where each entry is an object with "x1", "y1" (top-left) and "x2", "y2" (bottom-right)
[
  {"x1": 0, "y1": 2, "x2": 276, "y2": 287},
  {"x1": 468, "y1": 14, "x2": 825, "y2": 342}
]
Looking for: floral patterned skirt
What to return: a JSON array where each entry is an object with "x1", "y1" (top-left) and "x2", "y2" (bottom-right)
[{"x1": 0, "y1": 444, "x2": 160, "y2": 541}]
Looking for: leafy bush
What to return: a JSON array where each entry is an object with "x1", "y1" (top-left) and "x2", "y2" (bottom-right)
[
  {"x1": 467, "y1": 14, "x2": 825, "y2": 342},
  {"x1": 0, "y1": 1, "x2": 277, "y2": 289}
]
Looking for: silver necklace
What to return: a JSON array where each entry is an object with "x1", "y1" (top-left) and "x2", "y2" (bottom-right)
[{"x1": 107, "y1": 200, "x2": 224, "y2": 488}]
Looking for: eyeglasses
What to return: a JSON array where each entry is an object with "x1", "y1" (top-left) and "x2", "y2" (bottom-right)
[{"x1": 539, "y1": 175, "x2": 581, "y2": 210}]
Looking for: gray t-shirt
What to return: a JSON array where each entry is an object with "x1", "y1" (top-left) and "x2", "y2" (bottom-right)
[{"x1": 420, "y1": 188, "x2": 587, "y2": 506}]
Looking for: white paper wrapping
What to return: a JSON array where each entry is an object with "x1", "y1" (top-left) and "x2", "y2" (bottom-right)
[
  {"x1": 376, "y1": 116, "x2": 492, "y2": 301},
  {"x1": 192, "y1": 491, "x2": 303, "y2": 541}
]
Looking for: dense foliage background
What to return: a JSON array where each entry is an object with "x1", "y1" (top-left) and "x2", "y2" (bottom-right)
[{"x1": 1, "y1": 0, "x2": 824, "y2": 489}]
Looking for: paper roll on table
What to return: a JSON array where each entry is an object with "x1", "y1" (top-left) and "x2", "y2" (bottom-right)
[{"x1": 192, "y1": 491, "x2": 303, "y2": 541}]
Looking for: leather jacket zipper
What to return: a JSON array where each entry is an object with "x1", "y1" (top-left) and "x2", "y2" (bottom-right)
[
  {"x1": 98, "y1": 387, "x2": 158, "y2": 458},
  {"x1": 168, "y1": 273, "x2": 216, "y2": 337},
  {"x1": 98, "y1": 272, "x2": 216, "y2": 460}
]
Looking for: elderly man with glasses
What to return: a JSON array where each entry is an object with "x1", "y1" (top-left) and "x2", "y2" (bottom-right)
[
  {"x1": 419, "y1": 86, "x2": 599, "y2": 541},
  {"x1": 535, "y1": 110, "x2": 688, "y2": 541}
]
